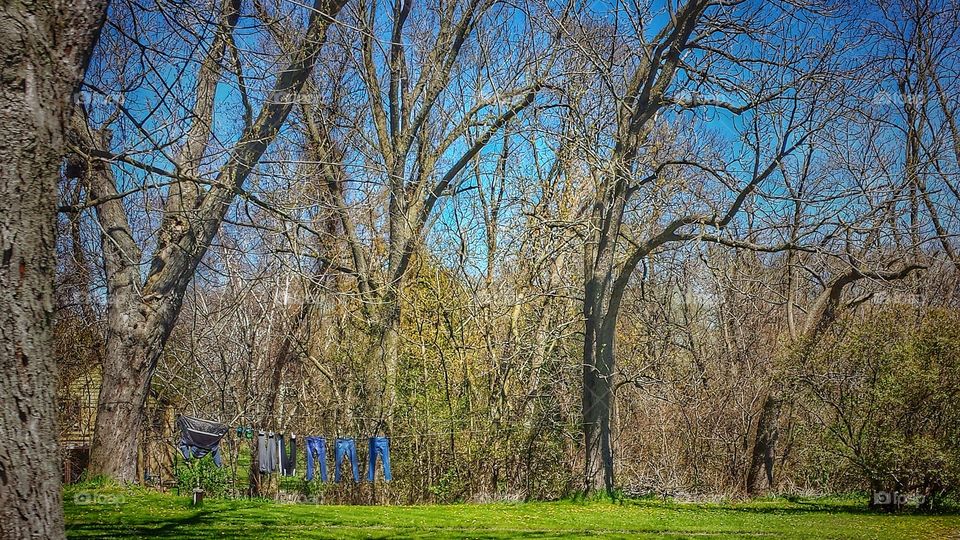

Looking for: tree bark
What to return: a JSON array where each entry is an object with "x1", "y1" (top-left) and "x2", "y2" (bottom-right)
[
  {"x1": 581, "y1": 158, "x2": 632, "y2": 494},
  {"x1": 746, "y1": 393, "x2": 781, "y2": 494},
  {"x1": 582, "y1": 307, "x2": 616, "y2": 493},
  {"x1": 0, "y1": 1, "x2": 107, "y2": 537},
  {"x1": 88, "y1": 307, "x2": 174, "y2": 480}
]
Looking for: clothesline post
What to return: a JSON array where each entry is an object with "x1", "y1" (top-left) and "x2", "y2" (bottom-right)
[{"x1": 188, "y1": 457, "x2": 203, "y2": 505}]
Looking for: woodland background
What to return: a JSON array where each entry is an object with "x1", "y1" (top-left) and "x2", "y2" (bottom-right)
[{"x1": 49, "y1": 0, "x2": 960, "y2": 505}]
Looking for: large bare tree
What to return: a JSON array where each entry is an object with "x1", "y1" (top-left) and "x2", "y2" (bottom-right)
[
  {"x1": 69, "y1": 0, "x2": 349, "y2": 482},
  {"x1": 325, "y1": 0, "x2": 553, "y2": 427},
  {"x1": 570, "y1": 0, "x2": 830, "y2": 493}
]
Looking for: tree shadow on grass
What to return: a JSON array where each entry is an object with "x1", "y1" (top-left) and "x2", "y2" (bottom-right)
[
  {"x1": 711, "y1": 500, "x2": 960, "y2": 517},
  {"x1": 619, "y1": 498, "x2": 931, "y2": 517},
  {"x1": 67, "y1": 516, "x2": 599, "y2": 540},
  {"x1": 68, "y1": 506, "x2": 692, "y2": 540},
  {"x1": 67, "y1": 508, "x2": 222, "y2": 539}
]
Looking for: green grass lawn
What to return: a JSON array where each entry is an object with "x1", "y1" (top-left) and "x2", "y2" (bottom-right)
[{"x1": 64, "y1": 485, "x2": 960, "y2": 539}]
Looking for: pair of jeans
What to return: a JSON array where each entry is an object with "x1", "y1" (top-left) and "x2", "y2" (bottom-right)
[
  {"x1": 367, "y1": 437, "x2": 392, "y2": 481},
  {"x1": 334, "y1": 438, "x2": 359, "y2": 483},
  {"x1": 304, "y1": 437, "x2": 327, "y2": 482}
]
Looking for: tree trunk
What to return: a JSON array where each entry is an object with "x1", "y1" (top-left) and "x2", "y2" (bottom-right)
[
  {"x1": 581, "y1": 160, "x2": 633, "y2": 495},
  {"x1": 741, "y1": 263, "x2": 925, "y2": 496},
  {"x1": 582, "y1": 305, "x2": 616, "y2": 494},
  {"x1": 249, "y1": 298, "x2": 312, "y2": 496},
  {"x1": 87, "y1": 324, "x2": 166, "y2": 482},
  {"x1": 0, "y1": 1, "x2": 107, "y2": 536},
  {"x1": 0, "y1": 87, "x2": 69, "y2": 538},
  {"x1": 360, "y1": 298, "x2": 401, "y2": 435},
  {"x1": 583, "y1": 323, "x2": 614, "y2": 493},
  {"x1": 84, "y1": 198, "x2": 182, "y2": 482},
  {"x1": 379, "y1": 307, "x2": 401, "y2": 431},
  {"x1": 746, "y1": 392, "x2": 781, "y2": 495}
]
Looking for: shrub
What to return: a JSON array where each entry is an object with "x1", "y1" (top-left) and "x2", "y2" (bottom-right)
[{"x1": 804, "y1": 308, "x2": 960, "y2": 505}]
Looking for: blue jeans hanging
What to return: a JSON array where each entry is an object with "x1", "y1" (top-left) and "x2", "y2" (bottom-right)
[
  {"x1": 367, "y1": 437, "x2": 392, "y2": 481},
  {"x1": 334, "y1": 438, "x2": 359, "y2": 482},
  {"x1": 304, "y1": 437, "x2": 327, "y2": 482}
]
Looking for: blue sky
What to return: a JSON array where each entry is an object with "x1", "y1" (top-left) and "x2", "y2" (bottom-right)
[{"x1": 75, "y1": 0, "x2": 954, "y2": 289}]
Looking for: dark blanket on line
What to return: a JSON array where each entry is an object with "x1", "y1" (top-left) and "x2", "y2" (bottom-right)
[{"x1": 177, "y1": 416, "x2": 228, "y2": 451}]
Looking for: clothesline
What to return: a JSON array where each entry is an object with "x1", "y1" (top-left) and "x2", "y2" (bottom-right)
[
  {"x1": 177, "y1": 416, "x2": 394, "y2": 484},
  {"x1": 186, "y1": 409, "x2": 547, "y2": 427},
  {"x1": 176, "y1": 412, "x2": 550, "y2": 460},
  {"x1": 254, "y1": 429, "x2": 392, "y2": 483},
  {"x1": 176, "y1": 414, "x2": 556, "y2": 491},
  {"x1": 233, "y1": 416, "x2": 530, "y2": 425},
  {"x1": 224, "y1": 426, "x2": 535, "y2": 441}
]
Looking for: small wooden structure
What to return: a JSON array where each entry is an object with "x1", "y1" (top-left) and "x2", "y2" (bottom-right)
[{"x1": 59, "y1": 365, "x2": 177, "y2": 485}]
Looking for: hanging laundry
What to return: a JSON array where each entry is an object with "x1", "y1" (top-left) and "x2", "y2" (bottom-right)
[
  {"x1": 269, "y1": 432, "x2": 279, "y2": 473},
  {"x1": 258, "y1": 431, "x2": 278, "y2": 474},
  {"x1": 334, "y1": 437, "x2": 359, "y2": 482},
  {"x1": 176, "y1": 416, "x2": 228, "y2": 468},
  {"x1": 304, "y1": 436, "x2": 327, "y2": 482},
  {"x1": 281, "y1": 434, "x2": 297, "y2": 477},
  {"x1": 276, "y1": 433, "x2": 285, "y2": 474},
  {"x1": 257, "y1": 431, "x2": 267, "y2": 473},
  {"x1": 367, "y1": 437, "x2": 392, "y2": 482}
]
